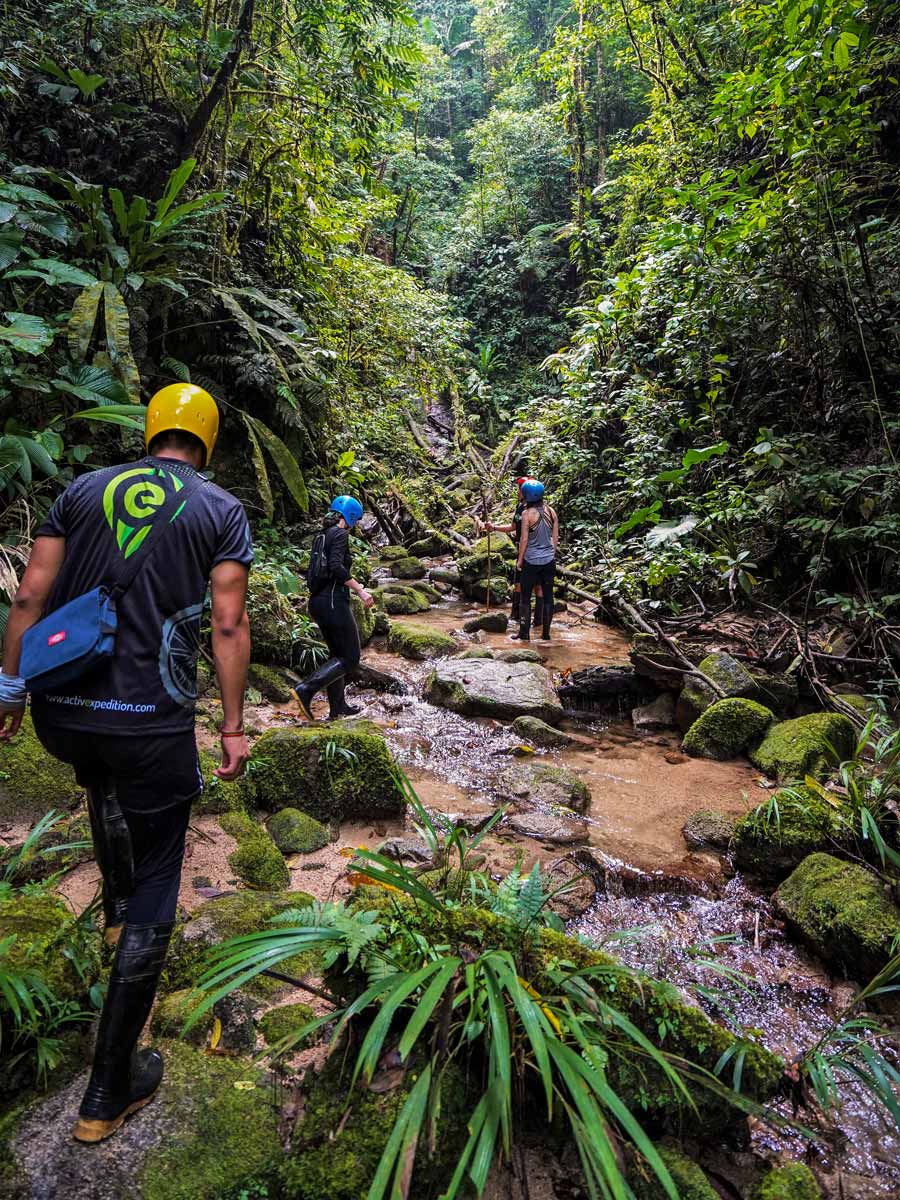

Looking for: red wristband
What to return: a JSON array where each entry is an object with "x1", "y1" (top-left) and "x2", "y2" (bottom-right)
[{"x1": 221, "y1": 728, "x2": 245, "y2": 738}]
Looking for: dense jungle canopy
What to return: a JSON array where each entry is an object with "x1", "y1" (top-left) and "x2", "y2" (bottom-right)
[
  {"x1": 1, "y1": 0, "x2": 898, "y2": 653},
  {"x1": 2, "y1": 2, "x2": 900, "y2": 1200}
]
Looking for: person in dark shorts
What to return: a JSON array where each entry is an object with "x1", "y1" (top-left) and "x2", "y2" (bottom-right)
[
  {"x1": 514, "y1": 479, "x2": 558, "y2": 642},
  {"x1": 293, "y1": 495, "x2": 374, "y2": 720},
  {"x1": 0, "y1": 383, "x2": 253, "y2": 1143},
  {"x1": 479, "y1": 476, "x2": 544, "y2": 628}
]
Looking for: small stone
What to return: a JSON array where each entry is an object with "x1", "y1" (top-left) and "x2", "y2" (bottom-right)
[
  {"x1": 463, "y1": 612, "x2": 509, "y2": 633},
  {"x1": 631, "y1": 692, "x2": 676, "y2": 731},
  {"x1": 682, "y1": 809, "x2": 736, "y2": 850},
  {"x1": 192, "y1": 875, "x2": 213, "y2": 889},
  {"x1": 496, "y1": 762, "x2": 591, "y2": 812},
  {"x1": 506, "y1": 811, "x2": 588, "y2": 845},
  {"x1": 511, "y1": 715, "x2": 575, "y2": 748},
  {"x1": 377, "y1": 836, "x2": 435, "y2": 869},
  {"x1": 497, "y1": 648, "x2": 544, "y2": 664},
  {"x1": 267, "y1": 808, "x2": 329, "y2": 854}
]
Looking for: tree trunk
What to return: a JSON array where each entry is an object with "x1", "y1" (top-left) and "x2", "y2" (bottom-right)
[{"x1": 181, "y1": 0, "x2": 255, "y2": 163}]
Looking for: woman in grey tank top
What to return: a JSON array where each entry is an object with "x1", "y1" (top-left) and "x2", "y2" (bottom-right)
[{"x1": 514, "y1": 480, "x2": 558, "y2": 642}]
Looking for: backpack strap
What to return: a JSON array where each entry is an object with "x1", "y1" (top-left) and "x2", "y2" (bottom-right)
[{"x1": 105, "y1": 469, "x2": 206, "y2": 602}]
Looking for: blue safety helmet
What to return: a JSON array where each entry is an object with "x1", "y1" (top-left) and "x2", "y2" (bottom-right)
[
  {"x1": 521, "y1": 479, "x2": 545, "y2": 502},
  {"x1": 329, "y1": 495, "x2": 364, "y2": 527}
]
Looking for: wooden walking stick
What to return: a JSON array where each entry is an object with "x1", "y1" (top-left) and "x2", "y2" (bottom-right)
[{"x1": 481, "y1": 487, "x2": 492, "y2": 609}]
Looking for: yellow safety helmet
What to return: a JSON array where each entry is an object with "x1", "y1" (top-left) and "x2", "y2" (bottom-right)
[{"x1": 145, "y1": 383, "x2": 220, "y2": 466}]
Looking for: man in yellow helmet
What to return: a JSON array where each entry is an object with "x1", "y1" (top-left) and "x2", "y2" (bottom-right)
[{"x1": 0, "y1": 383, "x2": 253, "y2": 1143}]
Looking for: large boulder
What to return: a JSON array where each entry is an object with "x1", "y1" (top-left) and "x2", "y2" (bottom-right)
[
  {"x1": 0, "y1": 811, "x2": 93, "y2": 884},
  {"x1": 349, "y1": 593, "x2": 376, "y2": 646},
  {"x1": 194, "y1": 749, "x2": 247, "y2": 816},
  {"x1": 629, "y1": 634, "x2": 704, "y2": 688},
  {"x1": 632, "y1": 692, "x2": 676, "y2": 731},
  {"x1": 676, "y1": 651, "x2": 760, "y2": 731},
  {"x1": 0, "y1": 713, "x2": 81, "y2": 821},
  {"x1": 425, "y1": 658, "x2": 564, "y2": 725},
  {"x1": 246, "y1": 662, "x2": 293, "y2": 703},
  {"x1": 682, "y1": 698, "x2": 774, "y2": 760},
  {"x1": 387, "y1": 621, "x2": 456, "y2": 660},
  {"x1": 505, "y1": 810, "x2": 588, "y2": 844},
  {"x1": 408, "y1": 533, "x2": 451, "y2": 557},
  {"x1": 749, "y1": 712, "x2": 856, "y2": 782},
  {"x1": 775, "y1": 853, "x2": 900, "y2": 982},
  {"x1": 457, "y1": 534, "x2": 516, "y2": 600},
  {"x1": 496, "y1": 762, "x2": 591, "y2": 813},
  {"x1": 379, "y1": 545, "x2": 409, "y2": 562},
  {"x1": 682, "y1": 809, "x2": 736, "y2": 851},
  {"x1": 429, "y1": 565, "x2": 462, "y2": 586},
  {"x1": 468, "y1": 576, "x2": 511, "y2": 604},
  {"x1": 463, "y1": 611, "x2": 508, "y2": 633},
  {"x1": 391, "y1": 556, "x2": 426, "y2": 580},
  {"x1": 557, "y1": 664, "x2": 656, "y2": 715},
  {"x1": 629, "y1": 1142, "x2": 719, "y2": 1200},
  {"x1": 245, "y1": 568, "x2": 296, "y2": 665},
  {"x1": 375, "y1": 586, "x2": 430, "y2": 615},
  {"x1": 238, "y1": 722, "x2": 403, "y2": 821},
  {"x1": 1, "y1": 1041, "x2": 280, "y2": 1200},
  {"x1": 731, "y1": 786, "x2": 842, "y2": 880},
  {"x1": 162, "y1": 889, "x2": 314, "y2": 997}
]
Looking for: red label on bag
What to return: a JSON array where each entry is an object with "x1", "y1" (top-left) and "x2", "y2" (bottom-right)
[{"x1": 48, "y1": 631, "x2": 66, "y2": 646}]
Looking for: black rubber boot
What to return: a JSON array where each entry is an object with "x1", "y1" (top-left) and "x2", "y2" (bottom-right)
[
  {"x1": 73, "y1": 921, "x2": 173, "y2": 1143},
  {"x1": 86, "y1": 779, "x2": 133, "y2": 947},
  {"x1": 326, "y1": 677, "x2": 359, "y2": 720},
  {"x1": 533, "y1": 597, "x2": 544, "y2": 629},
  {"x1": 510, "y1": 593, "x2": 521, "y2": 625},
  {"x1": 292, "y1": 658, "x2": 346, "y2": 721}
]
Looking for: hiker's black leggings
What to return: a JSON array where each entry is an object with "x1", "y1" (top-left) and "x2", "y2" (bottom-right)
[
  {"x1": 519, "y1": 560, "x2": 555, "y2": 636},
  {"x1": 309, "y1": 588, "x2": 361, "y2": 671}
]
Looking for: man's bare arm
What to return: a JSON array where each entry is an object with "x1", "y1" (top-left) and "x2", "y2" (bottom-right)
[
  {"x1": 0, "y1": 537, "x2": 65, "y2": 740},
  {"x1": 209, "y1": 560, "x2": 251, "y2": 779}
]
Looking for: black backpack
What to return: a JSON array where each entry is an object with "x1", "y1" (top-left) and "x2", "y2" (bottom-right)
[{"x1": 306, "y1": 531, "x2": 330, "y2": 594}]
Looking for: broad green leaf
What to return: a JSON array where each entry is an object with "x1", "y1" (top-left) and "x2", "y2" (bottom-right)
[
  {"x1": 67, "y1": 281, "x2": 103, "y2": 360},
  {"x1": 68, "y1": 68, "x2": 106, "y2": 97},
  {"x1": 155, "y1": 158, "x2": 196, "y2": 221},
  {"x1": 52, "y1": 365, "x2": 127, "y2": 406},
  {"x1": 243, "y1": 417, "x2": 274, "y2": 521},
  {"x1": 681, "y1": 441, "x2": 729, "y2": 468},
  {"x1": 613, "y1": 500, "x2": 661, "y2": 540},
  {"x1": 72, "y1": 404, "x2": 147, "y2": 432},
  {"x1": 0, "y1": 312, "x2": 55, "y2": 355},
  {"x1": 102, "y1": 283, "x2": 140, "y2": 402},
  {"x1": 245, "y1": 416, "x2": 309, "y2": 513},
  {"x1": 19, "y1": 437, "x2": 58, "y2": 477},
  {"x1": 5, "y1": 258, "x2": 97, "y2": 287},
  {"x1": 109, "y1": 188, "x2": 128, "y2": 237},
  {"x1": 833, "y1": 36, "x2": 850, "y2": 69}
]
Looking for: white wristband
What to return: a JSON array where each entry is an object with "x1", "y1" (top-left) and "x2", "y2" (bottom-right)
[{"x1": 0, "y1": 674, "x2": 27, "y2": 706}]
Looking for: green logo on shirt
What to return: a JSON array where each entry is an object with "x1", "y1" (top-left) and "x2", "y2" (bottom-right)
[{"x1": 102, "y1": 466, "x2": 184, "y2": 558}]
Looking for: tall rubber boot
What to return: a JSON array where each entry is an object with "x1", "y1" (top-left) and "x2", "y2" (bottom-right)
[
  {"x1": 86, "y1": 780, "x2": 133, "y2": 948},
  {"x1": 326, "y1": 676, "x2": 359, "y2": 720},
  {"x1": 292, "y1": 658, "x2": 346, "y2": 721},
  {"x1": 510, "y1": 590, "x2": 521, "y2": 626},
  {"x1": 533, "y1": 594, "x2": 544, "y2": 630},
  {"x1": 72, "y1": 921, "x2": 173, "y2": 1143}
]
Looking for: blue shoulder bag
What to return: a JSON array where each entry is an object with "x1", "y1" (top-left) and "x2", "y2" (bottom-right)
[{"x1": 21, "y1": 472, "x2": 204, "y2": 693}]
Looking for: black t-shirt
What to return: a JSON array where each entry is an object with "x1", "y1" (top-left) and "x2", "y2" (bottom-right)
[{"x1": 30, "y1": 456, "x2": 253, "y2": 736}]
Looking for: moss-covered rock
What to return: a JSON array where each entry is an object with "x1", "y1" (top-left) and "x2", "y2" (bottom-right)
[
  {"x1": 375, "y1": 587, "x2": 430, "y2": 615},
  {"x1": 238, "y1": 722, "x2": 403, "y2": 822},
  {"x1": 774, "y1": 853, "x2": 900, "y2": 981},
  {"x1": 675, "y1": 679, "x2": 717, "y2": 732},
  {"x1": 258, "y1": 1000, "x2": 316, "y2": 1045},
  {"x1": 0, "y1": 891, "x2": 101, "y2": 1009},
  {"x1": 749, "y1": 712, "x2": 856, "y2": 782},
  {"x1": 456, "y1": 646, "x2": 495, "y2": 659},
  {"x1": 457, "y1": 533, "x2": 515, "y2": 580},
  {"x1": 629, "y1": 1142, "x2": 718, "y2": 1199},
  {"x1": 425, "y1": 657, "x2": 564, "y2": 725},
  {"x1": 162, "y1": 889, "x2": 315, "y2": 997},
  {"x1": 277, "y1": 1055, "x2": 469, "y2": 1200},
  {"x1": 682, "y1": 698, "x2": 774, "y2": 760},
  {"x1": 247, "y1": 661, "x2": 293, "y2": 703},
  {"x1": 699, "y1": 651, "x2": 759, "y2": 698},
  {"x1": 751, "y1": 1163, "x2": 822, "y2": 1200},
  {"x1": 497, "y1": 647, "x2": 544, "y2": 664},
  {"x1": 731, "y1": 786, "x2": 841, "y2": 880},
  {"x1": 447, "y1": 488, "x2": 469, "y2": 510},
  {"x1": 267, "y1": 807, "x2": 329, "y2": 854},
  {"x1": 408, "y1": 533, "x2": 451, "y2": 557},
  {"x1": 150, "y1": 988, "x2": 214, "y2": 1046},
  {"x1": 753, "y1": 672, "x2": 800, "y2": 717},
  {"x1": 451, "y1": 515, "x2": 477, "y2": 539},
  {"x1": 379, "y1": 545, "x2": 409, "y2": 562},
  {"x1": 246, "y1": 568, "x2": 296, "y2": 665},
  {"x1": 139, "y1": 1041, "x2": 281, "y2": 1200},
  {"x1": 194, "y1": 748, "x2": 248, "y2": 816},
  {"x1": 430, "y1": 565, "x2": 463, "y2": 586},
  {"x1": 219, "y1": 811, "x2": 290, "y2": 890},
  {"x1": 391, "y1": 555, "x2": 426, "y2": 580},
  {"x1": 387, "y1": 621, "x2": 456, "y2": 660},
  {"x1": 372, "y1": 610, "x2": 390, "y2": 636},
  {"x1": 681, "y1": 809, "x2": 736, "y2": 851},
  {"x1": 496, "y1": 762, "x2": 591, "y2": 812},
  {"x1": 463, "y1": 611, "x2": 508, "y2": 633},
  {"x1": 0, "y1": 713, "x2": 81, "y2": 821},
  {"x1": 468, "y1": 576, "x2": 511, "y2": 605},
  {"x1": 349, "y1": 592, "x2": 376, "y2": 646},
  {"x1": 511, "y1": 715, "x2": 575, "y2": 748}
]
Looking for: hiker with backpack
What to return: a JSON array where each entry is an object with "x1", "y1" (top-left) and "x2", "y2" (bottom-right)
[
  {"x1": 293, "y1": 496, "x2": 374, "y2": 720},
  {"x1": 513, "y1": 479, "x2": 557, "y2": 642}
]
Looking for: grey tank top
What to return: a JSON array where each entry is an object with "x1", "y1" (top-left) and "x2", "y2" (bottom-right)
[{"x1": 523, "y1": 505, "x2": 555, "y2": 565}]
